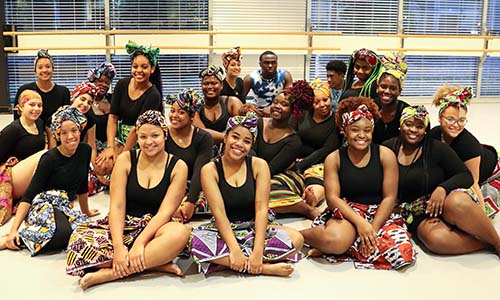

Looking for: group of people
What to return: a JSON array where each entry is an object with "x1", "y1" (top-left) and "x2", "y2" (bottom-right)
[{"x1": 0, "y1": 43, "x2": 499, "y2": 289}]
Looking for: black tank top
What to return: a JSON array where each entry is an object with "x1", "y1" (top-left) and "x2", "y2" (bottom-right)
[
  {"x1": 199, "y1": 96, "x2": 230, "y2": 132},
  {"x1": 215, "y1": 156, "x2": 255, "y2": 222},
  {"x1": 338, "y1": 144, "x2": 383, "y2": 205},
  {"x1": 125, "y1": 149, "x2": 179, "y2": 217}
]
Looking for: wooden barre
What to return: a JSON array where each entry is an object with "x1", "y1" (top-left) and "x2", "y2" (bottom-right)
[
  {"x1": 2, "y1": 30, "x2": 343, "y2": 36},
  {"x1": 378, "y1": 34, "x2": 500, "y2": 40},
  {"x1": 378, "y1": 48, "x2": 500, "y2": 53}
]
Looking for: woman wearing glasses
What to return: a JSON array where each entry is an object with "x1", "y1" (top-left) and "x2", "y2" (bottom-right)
[{"x1": 429, "y1": 86, "x2": 500, "y2": 217}]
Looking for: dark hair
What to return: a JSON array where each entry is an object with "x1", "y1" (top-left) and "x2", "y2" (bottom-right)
[
  {"x1": 131, "y1": 53, "x2": 164, "y2": 111},
  {"x1": 326, "y1": 60, "x2": 347, "y2": 75},
  {"x1": 343, "y1": 51, "x2": 382, "y2": 98},
  {"x1": 259, "y1": 50, "x2": 277, "y2": 62}
]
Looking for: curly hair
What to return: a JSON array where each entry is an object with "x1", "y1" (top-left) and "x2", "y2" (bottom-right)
[
  {"x1": 432, "y1": 85, "x2": 463, "y2": 107},
  {"x1": 283, "y1": 80, "x2": 314, "y2": 126},
  {"x1": 335, "y1": 96, "x2": 381, "y2": 129}
]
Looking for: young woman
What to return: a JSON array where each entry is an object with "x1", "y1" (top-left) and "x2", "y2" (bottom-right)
[
  {"x1": 66, "y1": 110, "x2": 190, "y2": 290},
  {"x1": 220, "y1": 47, "x2": 245, "y2": 103},
  {"x1": 190, "y1": 112, "x2": 303, "y2": 276},
  {"x1": 301, "y1": 97, "x2": 415, "y2": 270},
  {"x1": 166, "y1": 88, "x2": 213, "y2": 222},
  {"x1": 383, "y1": 105, "x2": 500, "y2": 256},
  {"x1": 14, "y1": 49, "x2": 70, "y2": 148},
  {"x1": 430, "y1": 86, "x2": 500, "y2": 217},
  {"x1": 0, "y1": 106, "x2": 99, "y2": 255},
  {"x1": 341, "y1": 48, "x2": 382, "y2": 107},
  {"x1": 193, "y1": 65, "x2": 243, "y2": 145},
  {"x1": 373, "y1": 52, "x2": 410, "y2": 144},
  {"x1": 98, "y1": 41, "x2": 163, "y2": 168}
]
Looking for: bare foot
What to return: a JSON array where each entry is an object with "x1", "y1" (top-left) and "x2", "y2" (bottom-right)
[
  {"x1": 0, "y1": 235, "x2": 7, "y2": 250},
  {"x1": 79, "y1": 269, "x2": 118, "y2": 290},
  {"x1": 307, "y1": 248, "x2": 323, "y2": 257},
  {"x1": 261, "y1": 263, "x2": 294, "y2": 277},
  {"x1": 152, "y1": 262, "x2": 184, "y2": 277},
  {"x1": 303, "y1": 186, "x2": 316, "y2": 206}
]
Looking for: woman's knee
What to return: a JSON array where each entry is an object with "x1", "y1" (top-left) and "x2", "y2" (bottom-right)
[
  {"x1": 155, "y1": 222, "x2": 191, "y2": 241},
  {"x1": 285, "y1": 228, "x2": 304, "y2": 250},
  {"x1": 417, "y1": 219, "x2": 451, "y2": 254},
  {"x1": 444, "y1": 192, "x2": 475, "y2": 219}
]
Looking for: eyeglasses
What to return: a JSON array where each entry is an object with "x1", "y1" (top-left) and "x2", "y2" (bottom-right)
[{"x1": 441, "y1": 115, "x2": 467, "y2": 126}]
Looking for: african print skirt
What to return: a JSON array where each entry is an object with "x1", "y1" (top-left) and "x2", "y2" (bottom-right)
[
  {"x1": 189, "y1": 216, "x2": 301, "y2": 274},
  {"x1": 312, "y1": 202, "x2": 416, "y2": 270},
  {"x1": 66, "y1": 214, "x2": 152, "y2": 276},
  {"x1": 478, "y1": 156, "x2": 500, "y2": 218},
  {"x1": 269, "y1": 164, "x2": 324, "y2": 208},
  {"x1": 18, "y1": 190, "x2": 89, "y2": 256},
  {"x1": 115, "y1": 121, "x2": 138, "y2": 148}
]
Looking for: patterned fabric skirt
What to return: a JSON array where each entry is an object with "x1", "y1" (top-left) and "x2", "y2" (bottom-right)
[
  {"x1": 115, "y1": 121, "x2": 138, "y2": 148},
  {"x1": 66, "y1": 214, "x2": 152, "y2": 276},
  {"x1": 189, "y1": 216, "x2": 301, "y2": 274},
  {"x1": 269, "y1": 164, "x2": 324, "y2": 208},
  {"x1": 19, "y1": 190, "x2": 89, "y2": 256},
  {"x1": 312, "y1": 201, "x2": 416, "y2": 270},
  {"x1": 478, "y1": 156, "x2": 500, "y2": 218}
]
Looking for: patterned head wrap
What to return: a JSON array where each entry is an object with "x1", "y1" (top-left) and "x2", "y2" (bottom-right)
[
  {"x1": 166, "y1": 88, "x2": 205, "y2": 113},
  {"x1": 50, "y1": 105, "x2": 87, "y2": 141},
  {"x1": 225, "y1": 112, "x2": 259, "y2": 142},
  {"x1": 352, "y1": 48, "x2": 379, "y2": 67},
  {"x1": 341, "y1": 104, "x2": 374, "y2": 133},
  {"x1": 136, "y1": 110, "x2": 168, "y2": 136},
  {"x1": 222, "y1": 47, "x2": 242, "y2": 69},
  {"x1": 400, "y1": 105, "x2": 430, "y2": 127},
  {"x1": 70, "y1": 81, "x2": 99, "y2": 102},
  {"x1": 126, "y1": 41, "x2": 160, "y2": 66},
  {"x1": 438, "y1": 86, "x2": 472, "y2": 115},
  {"x1": 199, "y1": 65, "x2": 225, "y2": 82},
  {"x1": 87, "y1": 62, "x2": 116, "y2": 82},
  {"x1": 378, "y1": 52, "x2": 408, "y2": 88},
  {"x1": 309, "y1": 78, "x2": 331, "y2": 98},
  {"x1": 34, "y1": 49, "x2": 53, "y2": 68}
]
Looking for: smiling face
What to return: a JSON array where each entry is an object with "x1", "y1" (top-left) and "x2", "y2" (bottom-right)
[
  {"x1": 353, "y1": 59, "x2": 373, "y2": 83},
  {"x1": 169, "y1": 101, "x2": 192, "y2": 130},
  {"x1": 35, "y1": 58, "x2": 53, "y2": 82},
  {"x1": 439, "y1": 106, "x2": 467, "y2": 140},
  {"x1": 377, "y1": 74, "x2": 401, "y2": 106},
  {"x1": 313, "y1": 90, "x2": 331, "y2": 118},
  {"x1": 59, "y1": 120, "x2": 81, "y2": 154},
  {"x1": 345, "y1": 118, "x2": 373, "y2": 151},
  {"x1": 400, "y1": 117, "x2": 426, "y2": 146},
  {"x1": 18, "y1": 92, "x2": 43, "y2": 122},
  {"x1": 224, "y1": 125, "x2": 254, "y2": 161},
  {"x1": 137, "y1": 123, "x2": 166, "y2": 157},
  {"x1": 270, "y1": 93, "x2": 292, "y2": 121},
  {"x1": 94, "y1": 75, "x2": 112, "y2": 98},
  {"x1": 131, "y1": 54, "x2": 155, "y2": 84},
  {"x1": 201, "y1": 75, "x2": 223, "y2": 100},
  {"x1": 226, "y1": 59, "x2": 241, "y2": 77},
  {"x1": 72, "y1": 93, "x2": 94, "y2": 114}
]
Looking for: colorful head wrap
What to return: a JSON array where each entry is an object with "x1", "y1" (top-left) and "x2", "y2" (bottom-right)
[
  {"x1": 438, "y1": 86, "x2": 472, "y2": 115},
  {"x1": 166, "y1": 88, "x2": 205, "y2": 113},
  {"x1": 199, "y1": 65, "x2": 225, "y2": 82},
  {"x1": 222, "y1": 47, "x2": 242, "y2": 69},
  {"x1": 126, "y1": 41, "x2": 160, "y2": 66},
  {"x1": 352, "y1": 48, "x2": 379, "y2": 67},
  {"x1": 309, "y1": 78, "x2": 330, "y2": 98},
  {"x1": 87, "y1": 62, "x2": 116, "y2": 82},
  {"x1": 50, "y1": 105, "x2": 87, "y2": 141},
  {"x1": 400, "y1": 105, "x2": 430, "y2": 127},
  {"x1": 378, "y1": 52, "x2": 408, "y2": 88},
  {"x1": 341, "y1": 104, "x2": 374, "y2": 132},
  {"x1": 70, "y1": 81, "x2": 99, "y2": 102},
  {"x1": 34, "y1": 49, "x2": 53, "y2": 67},
  {"x1": 136, "y1": 110, "x2": 168, "y2": 136},
  {"x1": 225, "y1": 112, "x2": 259, "y2": 142}
]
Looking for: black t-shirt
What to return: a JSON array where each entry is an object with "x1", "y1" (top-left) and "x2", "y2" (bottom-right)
[
  {"x1": 429, "y1": 126, "x2": 497, "y2": 183},
  {"x1": 338, "y1": 143, "x2": 383, "y2": 205},
  {"x1": 221, "y1": 77, "x2": 245, "y2": 103},
  {"x1": 199, "y1": 96, "x2": 231, "y2": 133},
  {"x1": 110, "y1": 77, "x2": 163, "y2": 125},
  {"x1": 14, "y1": 82, "x2": 70, "y2": 128},
  {"x1": 340, "y1": 81, "x2": 381, "y2": 107},
  {"x1": 21, "y1": 143, "x2": 91, "y2": 204},
  {"x1": 0, "y1": 118, "x2": 45, "y2": 164},
  {"x1": 88, "y1": 108, "x2": 108, "y2": 143},
  {"x1": 125, "y1": 150, "x2": 179, "y2": 218},
  {"x1": 295, "y1": 111, "x2": 341, "y2": 172},
  {"x1": 373, "y1": 100, "x2": 409, "y2": 144},
  {"x1": 252, "y1": 118, "x2": 302, "y2": 176},
  {"x1": 383, "y1": 137, "x2": 473, "y2": 204},
  {"x1": 165, "y1": 127, "x2": 213, "y2": 203}
]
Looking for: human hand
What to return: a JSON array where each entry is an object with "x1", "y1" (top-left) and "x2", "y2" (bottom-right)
[
  {"x1": 179, "y1": 202, "x2": 196, "y2": 223},
  {"x1": 229, "y1": 249, "x2": 247, "y2": 273},
  {"x1": 96, "y1": 148, "x2": 115, "y2": 166},
  {"x1": 246, "y1": 252, "x2": 263, "y2": 274},
  {"x1": 356, "y1": 220, "x2": 378, "y2": 257},
  {"x1": 5, "y1": 232, "x2": 21, "y2": 250},
  {"x1": 426, "y1": 187, "x2": 447, "y2": 217},
  {"x1": 96, "y1": 174, "x2": 109, "y2": 185},
  {"x1": 84, "y1": 209, "x2": 100, "y2": 218},
  {"x1": 128, "y1": 243, "x2": 146, "y2": 274},
  {"x1": 112, "y1": 245, "x2": 130, "y2": 278}
]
